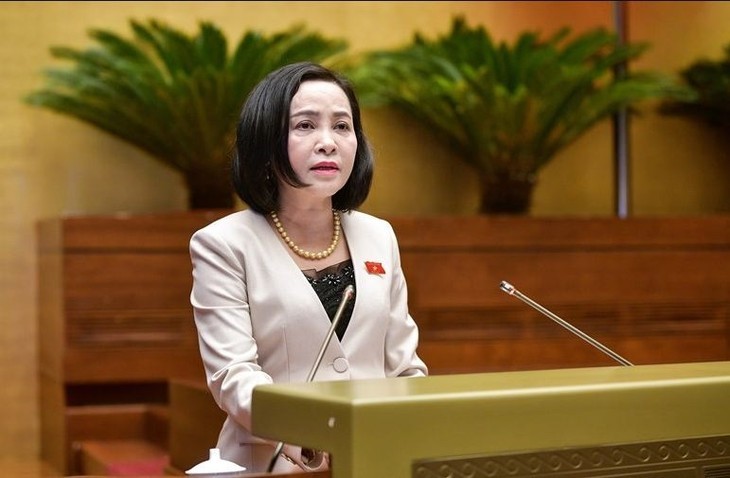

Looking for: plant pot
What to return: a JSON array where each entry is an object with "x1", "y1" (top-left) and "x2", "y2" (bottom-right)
[
  {"x1": 479, "y1": 175, "x2": 536, "y2": 214},
  {"x1": 185, "y1": 165, "x2": 235, "y2": 210}
]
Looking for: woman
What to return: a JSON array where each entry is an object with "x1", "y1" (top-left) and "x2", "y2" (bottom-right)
[{"x1": 189, "y1": 62, "x2": 428, "y2": 473}]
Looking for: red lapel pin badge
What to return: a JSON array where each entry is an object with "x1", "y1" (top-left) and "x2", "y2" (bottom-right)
[{"x1": 365, "y1": 261, "x2": 385, "y2": 275}]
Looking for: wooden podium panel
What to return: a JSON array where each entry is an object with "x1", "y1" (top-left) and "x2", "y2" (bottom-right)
[
  {"x1": 37, "y1": 211, "x2": 226, "y2": 474},
  {"x1": 167, "y1": 379, "x2": 227, "y2": 474},
  {"x1": 252, "y1": 361, "x2": 730, "y2": 478}
]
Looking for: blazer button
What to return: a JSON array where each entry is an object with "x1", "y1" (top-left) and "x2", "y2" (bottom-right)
[{"x1": 333, "y1": 357, "x2": 349, "y2": 373}]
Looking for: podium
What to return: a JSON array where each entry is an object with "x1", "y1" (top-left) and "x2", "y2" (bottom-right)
[{"x1": 252, "y1": 361, "x2": 730, "y2": 477}]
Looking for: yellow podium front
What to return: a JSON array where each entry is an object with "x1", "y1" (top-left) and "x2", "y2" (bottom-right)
[{"x1": 252, "y1": 362, "x2": 730, "y2": 478}]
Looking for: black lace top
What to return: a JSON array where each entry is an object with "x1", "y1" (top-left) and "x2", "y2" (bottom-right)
[{"x1": 302, "y1": 259, "x2": 356, "y2": 340}]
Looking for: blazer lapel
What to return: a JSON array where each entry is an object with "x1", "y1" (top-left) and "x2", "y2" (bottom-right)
[
  {"x1": 339, "y1": 212, "x2": 377, "y2": 344},
  {"x1": 252, "y1": 212, "x2": 333, "y2": 329}
]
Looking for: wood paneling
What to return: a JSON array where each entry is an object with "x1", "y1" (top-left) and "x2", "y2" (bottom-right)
[
  {"x1": 37, "y1": 212, "x2": 730, "y2": 474},
  {"x1": 37, "y1": 210, "x2": 227, "y2": 474},
  {"x1": 168, "y1": 379, "x2": 226, "y2": 473},
  {"x1": 390, "y1": 215, "x2": 730, "y2": 373}
]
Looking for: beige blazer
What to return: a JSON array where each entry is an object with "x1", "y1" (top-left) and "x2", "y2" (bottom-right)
[{"x1": 190, "y1": 209, "x2": 428, "y2": 471}]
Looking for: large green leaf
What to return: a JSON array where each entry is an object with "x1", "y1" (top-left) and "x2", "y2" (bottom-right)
[
  {"x1": 25, "y1": 18, "x2": 348, "y2": 206},
  {"x1": 347, "y1": 16, "x2": 692, "y2": 181}
]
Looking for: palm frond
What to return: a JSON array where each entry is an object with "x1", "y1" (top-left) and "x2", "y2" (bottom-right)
[
  {"x1": 660, "y1": 42, "x2": 730, "y2": 129},
  {"x1": 349, "y1": 16, "x2": 691, "y2": 181},
  {"x1": 25, "y1": 18, "x2": 348, "y2": 175}
]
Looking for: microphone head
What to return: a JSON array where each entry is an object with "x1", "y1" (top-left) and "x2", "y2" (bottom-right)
[
  {"x1": 499, "y1": 281, "x2": 515, "y2": 295},
  {"x1": 344, "y1": 284, "x2": 355, "y2": 299}
]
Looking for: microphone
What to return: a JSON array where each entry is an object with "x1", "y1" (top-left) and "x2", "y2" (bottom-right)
[
  {"x1": 499, "y1": 281, "x2": 633, "y2": 367},
  {"x1": 266, "y1": 284, "x2": 356, "y2": 473}
]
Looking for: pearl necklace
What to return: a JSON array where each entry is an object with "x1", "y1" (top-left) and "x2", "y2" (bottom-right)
[{"x1": 270, "y1": 210, "x2": 341, "y2": 260}]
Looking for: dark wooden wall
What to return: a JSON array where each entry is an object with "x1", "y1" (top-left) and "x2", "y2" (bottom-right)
[
  {"x1": 37, "y1": 211, "x2": 221, "y2": 473},
  {"x1": 393, "y1": 216, "x2": 730, "y2": 373},
  {"x1": 37, "y1": 212, "x2": 730, "y2": 473}
]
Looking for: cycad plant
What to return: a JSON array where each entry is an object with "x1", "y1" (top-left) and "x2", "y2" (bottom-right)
[
  {"x1": 25, "y1": 19, "x2": 347, "y2": 209},
  {"x1": 660, "y1": 42, "x2": 730, "y2": 131},
  {"x1": 348, "y1": 17, "x2": 691, "y2": 214}
]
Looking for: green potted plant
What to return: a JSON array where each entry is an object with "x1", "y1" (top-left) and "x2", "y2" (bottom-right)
[
  {"x1": 25, "y1": 19, "x2": 347, "y2": 210},
  {"x1": 347, "y1": 17, "x2": 692, "y2": 214},
  {"x1": 659, "y1": 42, "x2": 730, "y2": 130}
]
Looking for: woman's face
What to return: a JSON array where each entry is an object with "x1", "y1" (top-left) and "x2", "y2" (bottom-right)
[{"x1": 283, "y1": 80, "x2": 357, "y2": 206}]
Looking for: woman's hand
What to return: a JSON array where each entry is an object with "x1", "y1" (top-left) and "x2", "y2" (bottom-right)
[{"x1": 278, "y1": 444, "x2": 330, "y2": 471}]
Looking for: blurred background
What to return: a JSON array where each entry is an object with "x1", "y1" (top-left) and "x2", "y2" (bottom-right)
[{"x1": 1, "y1": 0, "x2": 729, "y2": 469}]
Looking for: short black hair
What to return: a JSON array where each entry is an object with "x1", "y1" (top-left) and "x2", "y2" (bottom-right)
[{"x1": 232, "y1": 62, "x2": 373, "y2": 214}]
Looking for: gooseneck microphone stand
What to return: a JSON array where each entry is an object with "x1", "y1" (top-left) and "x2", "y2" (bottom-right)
[
  {"x1": 500, "y1": 281, "x2": 633, "y2": 367},
  {"x1": 266, "y1": 284, "x2": 355, "y2": 473}
]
